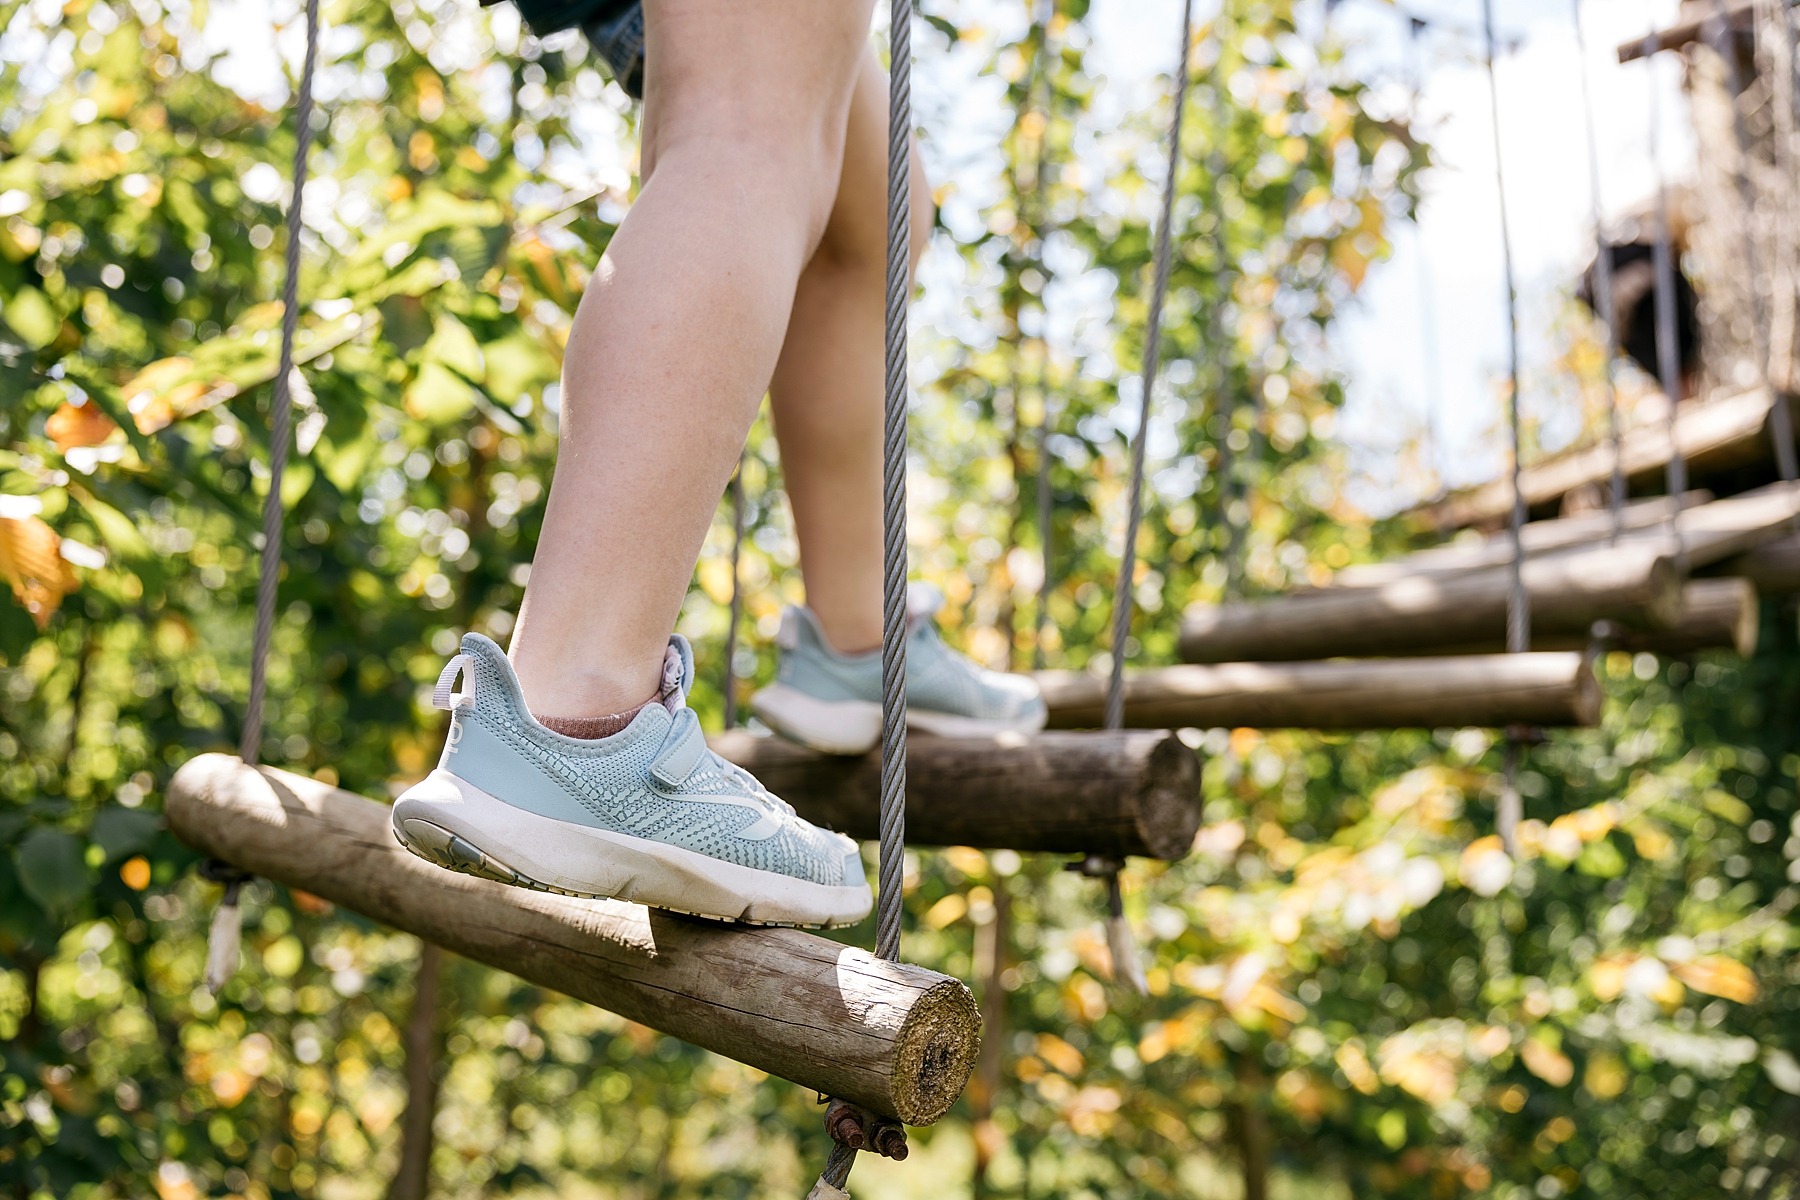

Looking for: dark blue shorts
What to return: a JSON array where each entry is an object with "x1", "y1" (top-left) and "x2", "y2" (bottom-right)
[{"x1": 491, "y1": 0, "x2": 645, "y2": 98}]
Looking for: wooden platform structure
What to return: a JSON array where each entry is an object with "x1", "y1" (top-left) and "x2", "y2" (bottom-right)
[
  {"x1": 1181, "y1": 483, "x2": 1800, "y2": 664},
  {"x1": 1409, "y1": 389, "x2": 1792, "y2": 532},
  {"x1": 168, "y1": 754, "x2": 982, "y2": 1126}
]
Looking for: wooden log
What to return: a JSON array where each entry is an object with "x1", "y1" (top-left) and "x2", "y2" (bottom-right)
[
  {"x1": 1328, "y1": 493, "x2": 1707, "y2": 588},
  {"x1": 1035, "y1": 653, "x2": 1599, "y2": 731},
  {"x1": 1708, "y1": 531, "x2": 1800, "y2": 595},
  {"x1": 166, "y1": 754, "x2": 980, "y2": 1126},
  {"x1": 1337, "y1": 483, "x2": 1800, "y2": 590},
  {"x1": 1178, "y1": 541, "x2": 1685, "y2": 663},
  {"x1": 1411, "y1": 388, "x2": 1788, "y2": 532},
  {"x1": 1426, "y1": 579, "x2": 1760, "y2": 658},
  {"x1": 711, "y1": 730, "x2": 1201, "y2": 862},
  {"x1": 1617, "y1": 0, "x2": 1754, "y2": 62}
]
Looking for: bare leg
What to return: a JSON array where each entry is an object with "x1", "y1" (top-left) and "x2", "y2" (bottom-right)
[
  {"x1": 768, "y1": 51, "x2": 932, "y2": 655},
  {"x1": 509, "y1": 0, "x2": 875, "y2": 716}
]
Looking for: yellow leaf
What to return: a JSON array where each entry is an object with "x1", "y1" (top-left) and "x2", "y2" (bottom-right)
[
  {"x1": 1336, "y1": 1041, "x2": 1381, "y2": 1095},
  {"x1": 1589, "y1": 956, "x2": 1629, "y2": 1001},
  {"x1": 1583, "y1": 1051, "x2": 1628, "y2": 1100},
  {"x1": 1035, "y1": 1033, "x2": 1084, "y2": 1078},
  {"x1": 1520, "y1": 1038, "x2": 1573, "y2": 1088},
  {"x1": 45, "y1": 401, "x2": 119, "y2": 450},
  {"x1": 0, "y1": 513, "x2": 80, "y2": 630},
  {"x1": 1670, "y1": 955, "x2": 1758, "y2": 1004}
]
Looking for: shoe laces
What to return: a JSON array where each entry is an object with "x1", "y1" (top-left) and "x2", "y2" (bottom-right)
[{"x1": 708, "y1": 750, "x2": 798, "y2": 819}]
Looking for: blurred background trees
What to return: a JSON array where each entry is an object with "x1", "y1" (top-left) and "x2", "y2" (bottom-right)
[{"x1": 2, "y1": 0, "x2": 1797, "y2": 1197}]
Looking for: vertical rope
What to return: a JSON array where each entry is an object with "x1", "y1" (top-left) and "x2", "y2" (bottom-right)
[
  {"x1": 1570, "y1": 0, "x2": 1626, "y2": 539},
  {"x1": 722, "y1": 460, "x2": 744, "y2": 729},
  {"x1": 1104, "y1": 0, "x2": 1194, "y2": 733},
  {"x1": 207, "y1": 0, "x2": 320, "y2": 996},
  {"x1": 1031, "y1": 0, "x2": 1058, "y2": 671},
  {"x1": 1708, "y1": 0, "x2": 1798, "y2": 481},
  {"x1": 240, "y1": 0, "x2": 321, "y2": 764},
  {"x1": 1405, "y1": 15, "x2": 1448, "y2": 500},
  {"x1": 873, "y1": 0, "x2": 912, "y2": 973},
  {"x1": 1645, "y1": 30, "x2": 1692, "y2": 532},
  {"x1": 1482, "y1": 0, "x2": 1527, "y2": 857},
  {"x1": 812, "y1": 4, "x2": 913, "y2": 1182}
]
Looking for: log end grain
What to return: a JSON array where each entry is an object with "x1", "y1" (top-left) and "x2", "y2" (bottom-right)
[
  {"x1": 891, "y1": 977, "x2": 982, "y2": 1125},
  {"x1": 1136, "y1": 734, "x2": 1204, "y2": 860}
]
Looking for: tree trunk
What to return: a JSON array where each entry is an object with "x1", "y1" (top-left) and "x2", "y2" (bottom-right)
[
  {"x1": 969, "y1": 881, "x2": 1010, "y2": 1200},
  {"x1": 1179, "y1": 541, "x2": 1683, "y2": 663},
  {"x1": 711, "y1": 729, "x2": 1202, "y2": 862},
  {"x1": 1038, "y1": 652, "x2": 1598, "y2": 730},
  {"x1": 388, "y1": 942, "x2": 443, "y2": 1200},
  {"x1": 166, "y1": 754, "x2": 980, "y2": 1126}
]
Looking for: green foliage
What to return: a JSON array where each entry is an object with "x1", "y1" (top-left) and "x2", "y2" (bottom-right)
[{"x1": 2, "y1": 0, "x2": 1797, "y2": 1198}]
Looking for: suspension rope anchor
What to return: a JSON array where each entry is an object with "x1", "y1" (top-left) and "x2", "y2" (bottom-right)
[
  {"x1": 820, "y1": 1099, "x2": 908, "y2": 1162},
  {"x1": 1503, "y1": 723, "x2": 1547, "y2": 748}
]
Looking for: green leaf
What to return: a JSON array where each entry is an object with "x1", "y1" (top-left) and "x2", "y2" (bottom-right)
[
  {"x1": 90, "y1": 807, "x2": 161, "y2": 861},
  {"x1": 2, "y1": 286, "x2": 59, "y2": 349},
  {"x1": 15, "y1": 827, "x2": 91, "y2": 916}
]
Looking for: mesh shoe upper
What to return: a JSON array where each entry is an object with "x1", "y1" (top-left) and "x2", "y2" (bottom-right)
[
  {"x1": 443, "y1": 632, "x2": 864, "y2": 890},
  {"x1": 773, "y1": 586, "x2": 1046, "y2": 722}
]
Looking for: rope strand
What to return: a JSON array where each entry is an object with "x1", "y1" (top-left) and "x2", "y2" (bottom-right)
[
  {"x1": 1104, "y1": 0, "x2": 1194, "y2": 733},
  {"x1": 1482, "y1": 0, "x2": 1527, "y2": 856},
  {"x1": 240, "y1": 0, "x2": 322, "y2": 763},
  {"x1": 1570, "y1": 0, "x2": 1626, "y2": 539}
]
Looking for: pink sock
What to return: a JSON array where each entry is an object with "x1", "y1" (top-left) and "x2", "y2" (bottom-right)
[
  {"x1": 536, "y1": 706, "x2": 650, "y2": 740},
  {"x1": 534, "y1": 647, "x2": 684, "y2": 740}
]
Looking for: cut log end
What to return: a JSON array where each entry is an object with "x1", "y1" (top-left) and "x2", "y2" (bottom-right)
[
  {"x1": 1137, "y1": 735, "x2": 1204, "y2": 859},
  {"x1": 892, "y1": 978, "x2": 983, "y2": 1126}
]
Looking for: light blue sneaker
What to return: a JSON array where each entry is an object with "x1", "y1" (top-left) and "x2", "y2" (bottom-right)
[
  {"x1": 392, "y1": 633, "x2": 871, "y2": 928},
  {"x1": 749, "y1": 585, "x2": 1048, "y2": 756}
]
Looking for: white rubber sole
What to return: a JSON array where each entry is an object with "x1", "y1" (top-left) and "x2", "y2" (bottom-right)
[
  {"x1": 390, "y1": 769, "x2": 870, "y2": 929},
  {"x1": 750, "y1": 682, "x2": 1049, "y2": 756}
]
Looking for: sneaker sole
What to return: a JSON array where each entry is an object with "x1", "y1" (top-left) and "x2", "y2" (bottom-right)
[
  {"x1": 750, "y1": 682, "x2": 1049, "y2": 756},
  {"x1": 390, "y1": 769, "x2": 871, "y2": 929}
]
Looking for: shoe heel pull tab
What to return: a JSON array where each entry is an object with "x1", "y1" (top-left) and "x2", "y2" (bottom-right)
[
  {"x1": 776, "y1": 607, "x2": 801, "y2": 652},
  {"x1": 659, "y1": 642, "x2": 687, "y2": 714},
  {"x1": 433, "y1": 653, "x2": 475, "y2": 711}
]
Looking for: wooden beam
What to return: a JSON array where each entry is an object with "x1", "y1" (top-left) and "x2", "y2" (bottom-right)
[
  {"x1": 1328, "y1": 493, "x2": 1708, "y2": 589},
  {"x1": 1708, "y1": 531, "x2": 1800, "y2": 595},
  {"x1": 1036, "y1": 653, "x2": 1599, "y2": 731},
  {"x1": 1617, "y1": 0, "x2": 1756, "y2": 62},
  {"x1": 1179, "y1": 541, "x2": 1684, "y2": 663},
  {"x1": 1337, "y1": 483, "x2": 1800, "y2": 589},
  {"x1": 1410, "y1": 389, "x2": 1788, "y2": 533},
  {"x1": 1428, "y1": 579, "x2": 1760, "y2": 658},
  {"x1": 166, "y1": 754, "x2": 981, "y2": 1127},
  {"x1": 710, "y1": 730, "x2": 1202, "y2": 862}
]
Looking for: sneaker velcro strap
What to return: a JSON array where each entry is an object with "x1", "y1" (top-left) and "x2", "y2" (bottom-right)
[{"x1": 650, "y1": 707, "x2": 709, "y2": 788}]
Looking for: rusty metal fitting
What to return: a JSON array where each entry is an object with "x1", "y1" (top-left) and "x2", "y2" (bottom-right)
[
  {"x1": 870, "y1": 1121, "x2": 909, "y2": 1162},
  {"x1": 1065, "y1": 853, "x2": 1126, "y2": 879},
  {"x1": 822, "y1": 1098, "x2": 869, "y2": 1150}
]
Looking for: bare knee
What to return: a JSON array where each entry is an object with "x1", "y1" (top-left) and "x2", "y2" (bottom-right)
[{"x1": 646, "y1": 116, "x2": 849, "y2": 261}]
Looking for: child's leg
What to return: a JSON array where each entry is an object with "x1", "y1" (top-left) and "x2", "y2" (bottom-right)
[
  {"x1": 767, "y1": 51, "x2": 931, "y2": 655},
  {"x1": 508, "y1": 0, "x2": 876, "y2": 719},
  {"x1": 751, "y1": 54, "x2": 1046, "y2": 756}
]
